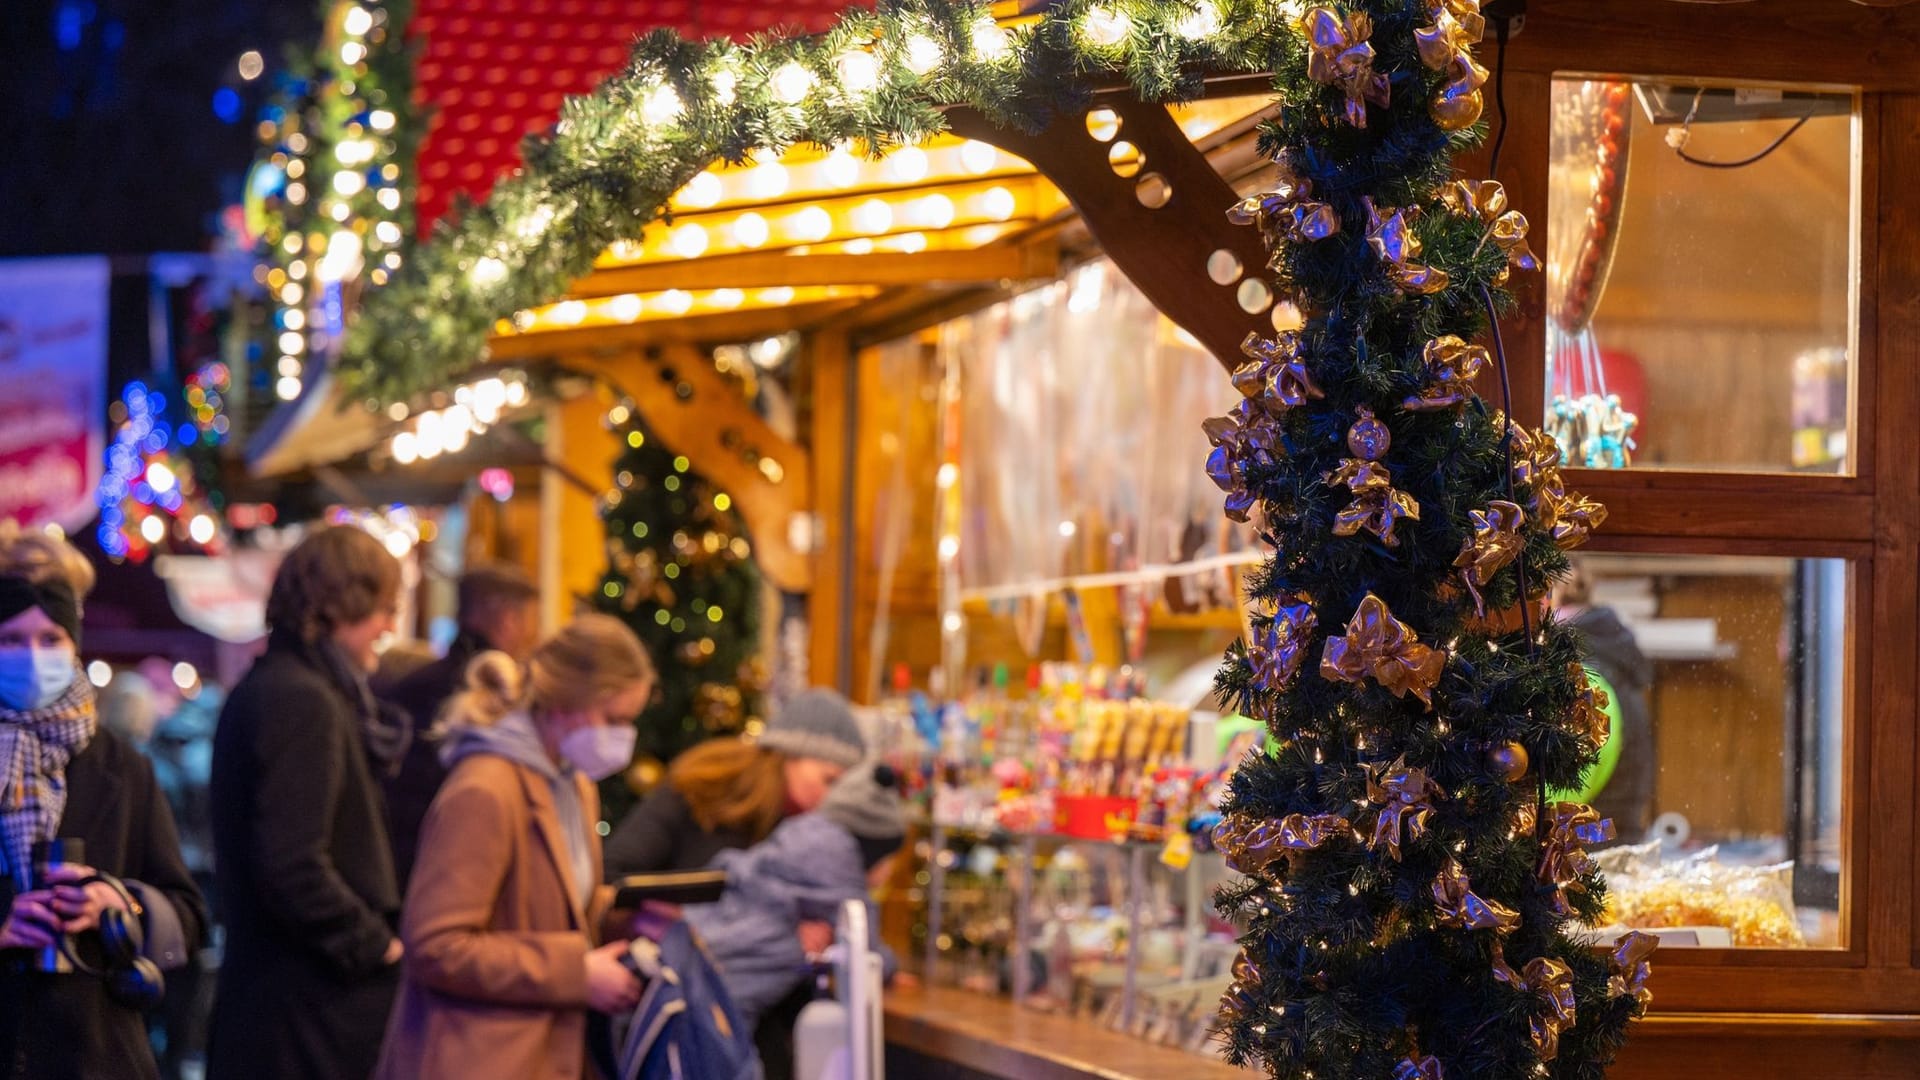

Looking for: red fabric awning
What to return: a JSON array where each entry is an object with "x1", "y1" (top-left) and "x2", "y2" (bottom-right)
[{"x1": 410, "y1": 0, "x2": 860, "y2": 231}]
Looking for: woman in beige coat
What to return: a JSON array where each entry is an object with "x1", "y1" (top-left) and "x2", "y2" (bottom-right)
[{"x1": 374, "y1": 614, "x2": 654, "y2": 1080}]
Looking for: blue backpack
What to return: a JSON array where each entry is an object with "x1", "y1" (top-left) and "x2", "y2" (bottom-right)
[{"x1": 612, "y1": 920, "x2": 764, "y2": 1080}]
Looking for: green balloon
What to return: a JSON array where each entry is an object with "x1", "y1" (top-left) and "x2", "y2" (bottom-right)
[{"x1": 1548, "y1": 666, "x2": 1623, "y2": 805}]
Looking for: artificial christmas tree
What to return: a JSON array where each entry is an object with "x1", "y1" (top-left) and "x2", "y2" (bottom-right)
[{"x1": 1205, "y1": 3, "x2": 1654, "y2": 1078}]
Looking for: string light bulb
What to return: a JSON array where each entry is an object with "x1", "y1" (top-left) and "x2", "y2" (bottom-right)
[
  {"x1": 903, "y1": 34, "x2": 941, "y2": 76},
  {"x1": 888, "y1": 146, "x2": 929, "y2": 182},
  {"x1": 1083, "y1": 6, "x2": 1131, "y2": 47},
  {"x1": 771, "y1": 62, "x2": 814, "y2": 105},
  {"x1": 710, "y1": 65, "x2": 738, "y2": 106},
  {"x1": 971, "y1": 18, "x2": 1010, "y2": 60},
  {"x1": 679, "y1": 171, "x2": 723, "y2": 209},
  {"x1": 342, "y1": 5, "x2": 373, "y2": 36},
  {"x1": 1175, "y1": 0, "x2": 1221, "y2": 40},
  {"x1": 470, "y1": 257, "x2": 508, "y2": 288},
  {"x1": 732, "y1": 212, "x2": 770, "y2": 248},
  {"x1": 641, "y1": 83, "x2": 684, "y2": 126},
  {"x1": 836, "y1": 50, "x2": 880, "y2": 94}
]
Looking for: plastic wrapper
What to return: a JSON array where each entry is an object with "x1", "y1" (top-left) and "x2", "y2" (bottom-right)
[{"x1": 1600, "y1": 845, "x2": 1804, "y2": 947}]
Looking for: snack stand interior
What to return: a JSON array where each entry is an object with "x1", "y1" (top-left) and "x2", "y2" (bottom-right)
[{"x1": 254, "y1": 2, "x2": 1920, "y2": 1077}]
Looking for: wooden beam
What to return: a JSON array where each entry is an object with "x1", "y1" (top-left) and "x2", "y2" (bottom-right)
[
  {"x1": 486, "y1": 299, "x2": 866, "y2": 361},
  {"x1": 571, "y1": 246, "x2": 1059, "y2": 297},
  {"x1": 808, "y1": 328, "x2": 858, "y2": 695},
  {"x1": 562, "y1": 343, "x2": 815, "y2": 593}
]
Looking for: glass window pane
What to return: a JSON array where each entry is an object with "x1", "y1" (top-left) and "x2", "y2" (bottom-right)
[
  {"x1": 1566, "y1": 553, "x2": 1845, "y2": 948},
  {"x1": 1546, "y1": 79, "x2": 1856, "y2": 473}
]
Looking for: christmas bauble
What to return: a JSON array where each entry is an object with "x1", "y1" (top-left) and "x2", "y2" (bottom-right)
[{"x1": 1489, "y1": 741, "x2": 1530, "y2": 783}]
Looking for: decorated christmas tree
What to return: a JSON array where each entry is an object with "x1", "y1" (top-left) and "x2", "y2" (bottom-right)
[
  {"x1": 596, "y1": 409, "x2": 765, "y2": 775},
  {"x1": 1205, "y1": 2, "x2": 1654, "y2": 1078}
]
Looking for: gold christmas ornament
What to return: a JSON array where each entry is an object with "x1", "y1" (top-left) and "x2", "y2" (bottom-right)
[
  {"x1": 1321, "y1": 594, "x2": 1447, "y2": 708},
  {"x1": 1304, "y1": 6, "x2": 1390, "y2": 128},
  {"x1": 1453, "y1": 500, "x2": 1526, "y2": 616},
  {"x1": 1364, "y1": 199, "x2": 1450, "y2": 294},
  {"x1": 1402, "y1": 335, "x2": 1489, "y2": 412},
  {"x1": 1430, "y1": 855, "x2": 1519, "y2": 931},
  {"x1": 1364, "y1": 756, "x2": 1440, "y2": 861},
  {"x1": 1487, "y1": 740, "x2": 1530, "y2": 783},
  {"x1": 1430, "y1": 51, "x2": 1489, "y2": 132},
  {"x1": 1415, "y1": 1, "x2": 1488, "y2": 131}
]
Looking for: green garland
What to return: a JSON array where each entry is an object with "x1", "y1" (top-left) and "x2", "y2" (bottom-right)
[{"x1": 339, "y1": 0, "x2": 1304, "y2": 404}]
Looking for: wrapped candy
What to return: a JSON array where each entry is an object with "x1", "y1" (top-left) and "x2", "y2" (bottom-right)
[
  {"x1": 1321, "y1": 594, "x2": 1447, "y2": 708},
  {"x1": 1305, "y1": 6, "x2": 1390, "y2": 128},
  {"x1": 1402, "y1": 335, "x2": 1489, "y2": 412},
  {"x1": 1365, "y1": 199, "x2": 1450, "y2": 294},
  {"x1": 1452, "y1": 500, "x2": 1526, "y2": 616},
  {"x1": 1364, "y1": 756, "x2": 1440, "y2": 861}
]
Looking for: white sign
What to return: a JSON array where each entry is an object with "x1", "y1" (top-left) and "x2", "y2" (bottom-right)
[
  {"x1": 153, "y1": 550, "x2": 285, "y2": 644},
  {"x1": 0, "y1": 258, "x2": 109, "y2": 531}
]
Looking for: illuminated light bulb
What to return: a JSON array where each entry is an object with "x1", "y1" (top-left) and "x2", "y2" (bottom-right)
[
  {"x1": 146, "y1": 462, "x2": 178, "y2": 494},
  {"x1": 836, "y1": 50, "x2": 880, "y2": 94},
  {"x1": 548, "y1": 300, "x2": 587, "y2": 326},
  {"x1": 888, "y1": 146, "x2": 929, "y2": 182},
  {"x1": 315, "y1": 229, "x2": 362, "y2": 283},
  {"x1": 670, "y1": 222, "x2": 709, "y2": 258},
  {"x1": 340, "y1": 41, "x2": 367, "y2": 66},
  {"x1": 936, "y1": 462, "x2": 959, "y2": 488},
  {"x1": 771, "y1": 62, "x2": 814, "y2": 105},
  {"x1": 387, "y1": 402, "x2": 409, "y2": 422},
  {"x1": 1083, "y1": 6, "x2": 1131, "y2": 47},
  {"x1": 277, "y1": 356, "x2": 302, "y2": 377},
  {"x1": 287, "y1": 260, "x2": 308, "y2": 280},
  {"x1": 710, "y1": 65, "x2": 738, "y2": 105},
  {"x1": 369, "y1": 109, "x2": 396, "y2": 132},
  {"x1": 788, "y1": 205, "x2": 832, "y2": 243},
  {"x1": 903, "y1": 33, "x2": 941, "y2": 76},
  {"x1": 607, "y1": 293, "x2": 644, "y2": 321},
  {"x1": 657, "y1": 290, "x2": 693, "y2": 315},
  {"x1": 276, "y1": 376, "x2": 302, "y2": 400},
  {"x1": 383, "y1": 251, "x2": 402, "y2": 269},
  {"x1": 335, "y1": 138, "x2": 375, "y2": 166},
  {"x1": 641, "y1": 83, "x2": 684, "y2": 126},
  {"x1": 280, "y1": 282, "x2": 304, "y2": 305},
  {"x1": 505, "y1": 380, "x2": 529, "y2": 407},
  {"x1": 87, "y1": 660, "x2": 111, "y2": 688},
  {"x1": 443, "y1": 404, "x2": 475, "y2": 437},
  {"x1": 1058, "y1": 519, "x2": 1077, "y2": 538},
  {"x1": 188, "y1": 514, "x2": 216, "y2": 545},
  {"x1": 286, "y1": 133, "x2": 308, "y2": 153},
  {"x1": 844, "y1": 238, "x2": 875, "y2": 255},
  {"x1": 470, "y1": 257, "x2": 508, "y2": 288},
  {"x1": 759, "y1": 287, "x2": 796, "y2": 306},
  {"x1": 329, "y1": 203, "x2": 351, "y2": 222},
  {"x1": 237, "y1": 50, "x2": 264, "y2": 81},
  {"x1": 679, "y1": 171, "x2": 723, "y2": 209},
  {"x1": 894, "y1": 232, "x2": 928, "y2": 254},
  {"x1": 283, "y1": 308, "x2": 306, "y2": 330},
  {"x1": 377, "y1": 187, "x2": 401, "y2": 210},
  {"x1": 822, "y1": 147, "x2": 861, "y2": 188},
  {"x1": 137, "y1": 516, "x2": 165, "y2": 544},
  {"x1": 342, "y1": 5, "x2": 373, "y2": 36},
  {"x1": 473, "y1": 378, "x2": 508, "y2": 422},
  {"x1": 1175, "y1": 0, "x2": 1221, "y2": 40},
  {"x1": 516, "y1": 203, "x2": 556, "y2": 241},
  {"x1": 982, "y1": 185, "x2": 1018, "y2": 221},
  {"x1": 443, "y1": 422, "x2": 470, "y2": 455},
  {"x1": 711, "y1": 288, "x2": 744, "y2": 309},
  {"x1": 732, "y1": 212, "x2": 770, "y2": 248},
  {"x1": 279, "y1": 331, "x2": 305, "y2": 355},
  {"x1": 964, "y1": 224, "x2": 1003, "y2": 246},
  {"x1": 747, "y1": 160, "x2": 789, "y2": 199},
  {"x1": 938, "y1": 535, "x2": 960, "y2": 561},
  {"x1": 912, "y1": 193, "x2": 955, "y2": 228},
  {"x1": 414, "y1": 413, "x2": 444, "y2": 458},
  {"x1": 942, "y1": 612, "x2": 964, "y2": 635},
  {"x1": 285, "y1": 181, "x2": 307, "y2": 205},
  {"x1": 850, "y1": 198, "x2": 893, "y2": 235},
  {"x1": 281, "y1": 234, "x2": 302, "y2": 254},
  {"x1": 971, "y1": 18, "x2": 1010, "y2": 59},
  {"x1": 959, "y1": 139, "x2": 997, "y2": 175}
]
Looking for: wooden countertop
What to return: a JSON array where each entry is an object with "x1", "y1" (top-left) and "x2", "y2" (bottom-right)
[{"x1": 884, "y1": 985, "x2": 1251, "y2": 1080}]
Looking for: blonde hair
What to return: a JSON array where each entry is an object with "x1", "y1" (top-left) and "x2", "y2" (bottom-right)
[
  {"x1": 442, "y1": 612, "x2": 655, "y2": 731},
  {"x1": 668, "y1": 739, "x2": 789, "y2": 842},
  {"x1": 266, "y1": 526, "x2": 400, "y2": 643},
  {"x1": 0, "y1": 522, "x2": 96, "y2": 598}
]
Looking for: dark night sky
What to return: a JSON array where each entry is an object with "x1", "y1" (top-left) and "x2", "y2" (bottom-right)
[{"x1": 0, "y1": 0, "x2": 318, "y2": 257}]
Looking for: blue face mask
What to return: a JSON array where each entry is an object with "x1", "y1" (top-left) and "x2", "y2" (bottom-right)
[{"x1": 0, "y1": 647, "x2": 76, "y2": 712}]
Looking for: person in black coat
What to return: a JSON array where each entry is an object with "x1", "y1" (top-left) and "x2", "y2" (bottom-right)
[
  {"x1": 375, "y1": 562, "x2": 538, "y2": 889},
  {"x1": 0, "y1": 527, "x2": 206, "y2": 1080},
  {"x1": 208, "y1": 526, "x2": 410, "y2": 1080},
  {"x1": 1557, "y1": 560, "x2": 1658, "y2": 843}
]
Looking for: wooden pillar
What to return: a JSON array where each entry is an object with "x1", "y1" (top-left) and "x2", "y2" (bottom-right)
[
  {"x1": 808, "y1": 327, "x2": 858, "y2": 697},
  {"x1": 542, "y1": 388, "x2": 620, "y2": 632}
]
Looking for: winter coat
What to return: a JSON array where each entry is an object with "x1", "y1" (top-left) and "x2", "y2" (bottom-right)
[
  {"x1": 684, "y1": 813, "x2": 890, "y2": 1032},
  {"x1": 0, "y1": 727, "x2": 207, "y2": 1080},
  {"x1": 373, "y1": 717, "x2": 618, "y2": 1080},
  {"x1": 208, "y1": 632, "x2": 403, "y2": 1080},
  {"x1": 377, "y1": 629, "x2": 492, "y2": 889},
  {"x1": 1568, "y1": 606, "x2": 1658, "y2": 842},
  {"x1": 603, "y1": 784, "x2": 760, "y2": 878}
]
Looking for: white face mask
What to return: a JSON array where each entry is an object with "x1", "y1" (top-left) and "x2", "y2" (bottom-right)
[
  {"x1": 0, "y1": 646, "x2": 76, "y2": 712},
  {"x1": 559, "y1": 724, "x2": 637, "y2": 782}
]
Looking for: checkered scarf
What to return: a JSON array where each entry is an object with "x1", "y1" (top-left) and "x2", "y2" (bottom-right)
[{"x1": 0, "y1": 664, "x2": 95, "y2": 890}]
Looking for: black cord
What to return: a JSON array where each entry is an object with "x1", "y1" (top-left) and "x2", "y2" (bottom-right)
[
  {"x1": 1487, "y1": 18, "x2": 1512, "y2": 177},
  {"x1": 1677, "y1": 115, "x2": 1810, "y2": 169}
]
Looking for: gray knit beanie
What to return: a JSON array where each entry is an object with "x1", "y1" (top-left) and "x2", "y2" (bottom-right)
[
  {"x1": 758, "y1": 687, "x2": 866, "y2": 768},
  {"x1": 820, "y1": 763, "x2": 907, "y2": 867}
]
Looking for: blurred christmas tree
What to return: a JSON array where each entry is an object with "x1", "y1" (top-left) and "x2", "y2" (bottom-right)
[
  {"x1": 1205, "y1": 2, "x2": 1654, "y2": 1078},
  {"x1": 596, "y1": 408, "x2": 766, "y2": 776}
]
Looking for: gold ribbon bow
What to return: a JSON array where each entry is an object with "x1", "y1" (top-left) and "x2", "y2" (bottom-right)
[
  {"x1": 1321, "y1": 594, "x2": 1447, "y2": 709},
  {"x1": 1212, "y1": 811, "x2": 1353, "y2": 876},
  {"x1": 1498, "y1": 418, "x2": 1607, "y2": 549},
  {"x1": 1204, "y1": 400, "x2": 1284, "y2": 523},
  {"x1": 1228, "y1": 178, "x2": 1340, "y2": 246},
  {"x1": 1431, "y1": 855, "x2": 1520, "y2": 931},
  {"x1": 1235, "y1": 331, "x2": 1325, "y2": 415},
  {"x1": 1327, "y1": 407, "x2": 1421, "y2": 547},
  {"x1": 1402, "y1": 335, "x2": 1489, "y2": 412},
  {"x1": 1548, "y1": 488, "x2": 1607, "y2": 550},
  {"x1": 1607, "y1": 931, "x2": 1659, "y2": 1010},
  {"x1": 1335, "y1": 486, "x2": 1423, "y2": 548},
  {"x1": 1364, "y1": 756, "x2": 1440, "y2": 860},
  {"x1": 1394, "y1": 1054, "x2": 1445, "y2": 1080},
  {"x1": 1452, "y1": 500, "x2": 1526, "y2": 616},
  {"x1": 1568, "y1": 663, "x2": 1612, "y2": 747},
  {"x1": 1492, "y1": 949, "x2": 1578, "y2": 1061},
  {"x1": 1365, "y1": 199, "x2": 1450, "y2": 295},
  {"x1": 1305, "y1": 6, "x2": 1391, "y2": 128},
  {"x1": 1250, "y1": 593, "x2": 1319, "y2": 691},
  {"x1": 1538, "y1": 801, "x2": 1617, "y2": 915},
  {"x1": 1442, "y1": 180, "x2": 1539, "y2": 284}
]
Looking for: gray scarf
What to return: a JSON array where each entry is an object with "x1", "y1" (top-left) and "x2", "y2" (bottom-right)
[{"x1": 441, "y1": 712, "x2": 594, "y2": 906}]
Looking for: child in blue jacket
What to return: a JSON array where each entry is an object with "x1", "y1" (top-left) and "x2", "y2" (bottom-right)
[{"x1": 685, "y1": 762, "x2": 905, "y2": 1032}]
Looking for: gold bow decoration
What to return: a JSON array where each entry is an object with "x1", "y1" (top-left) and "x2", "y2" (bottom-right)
[
  {"x1": 1452, "y1": 500, "x2": 1526, "y2": 616},
  {"x1": 1235, "y1": 331, "x2": 1325, "y2": 415},
  {"x1": 1607, "y1": 931, "x2": 1658, "y2": 1011},
  {"x1": 1335, "y1": 485, "x2": 1423, "y2": 548},
  {"x1": 1321, "y1": 594, "x2": 1447, "y2": 708},
  {"x1": 1491, "y1": 949, "x2": 1579, "y2": 1061},
  {"x1": 1365, "y1": 199, "x2": 1450, "y2": 295},
  {"x1": 1394, "y1": 1053, "x2": 1446, "y2": 1080},
  {"x1": 1219, "y1": 953, "x2": 1265, "y2": 1025},
  {"x1": 1431, "y1": 855, "x2": 1520, "y2": 931},
  {"x1": 1204, "y1": 400, "x2": 1285, "y2": 523},
  {"x1": 1498, "y1": 417, "x2": 1609, "y2": 551},
  {"x1": 1364, "y1": 756, "x2": 1441, "y2": 861},
  {"x1": 1250, "y1": 593, "x2": 1319, "y2": 691},
  {"x1": 1415, "y1": 1, "x2": 1488, "y2": 131},
  {"x1": 1568, "y1": 663, "x2": 1612, "y2": 747},
  {"x1": 1548, "y1": 488, "x2": 1607, "y2": 550},
  {"x1": 1327, "y1": 407, "x2": 1421, "y2": 548},
  {"x1": 1228, "y1": 178, "x2": 1340, "y2": 247},
  {"x1": 1432, "y1": 50, "x2": 1489, "y2": 133},
  {"x1": 1305, "y1": 6, "x2": 1391, "y2": 128},
  {"x1": 1212, "y1": 811, "x2": 1355, "y2": 876},
  {"x1": 1402, "y1": 335, "x2": 1489, "y2": 412},
  {"x1": 1442, "y1": 180, "x2": 1539, "y2": 284},
  {"x1": 1538, "y1": 801, "x2": 1617, "y2": 915}
]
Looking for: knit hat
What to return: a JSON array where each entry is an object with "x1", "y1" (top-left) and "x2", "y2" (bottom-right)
[
  {"x1": 820, "y1": 763, "x2": 907, "y2": 868},
  {"x1": 758, "y1": 688, "x2": 866, "y2": 768}
]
